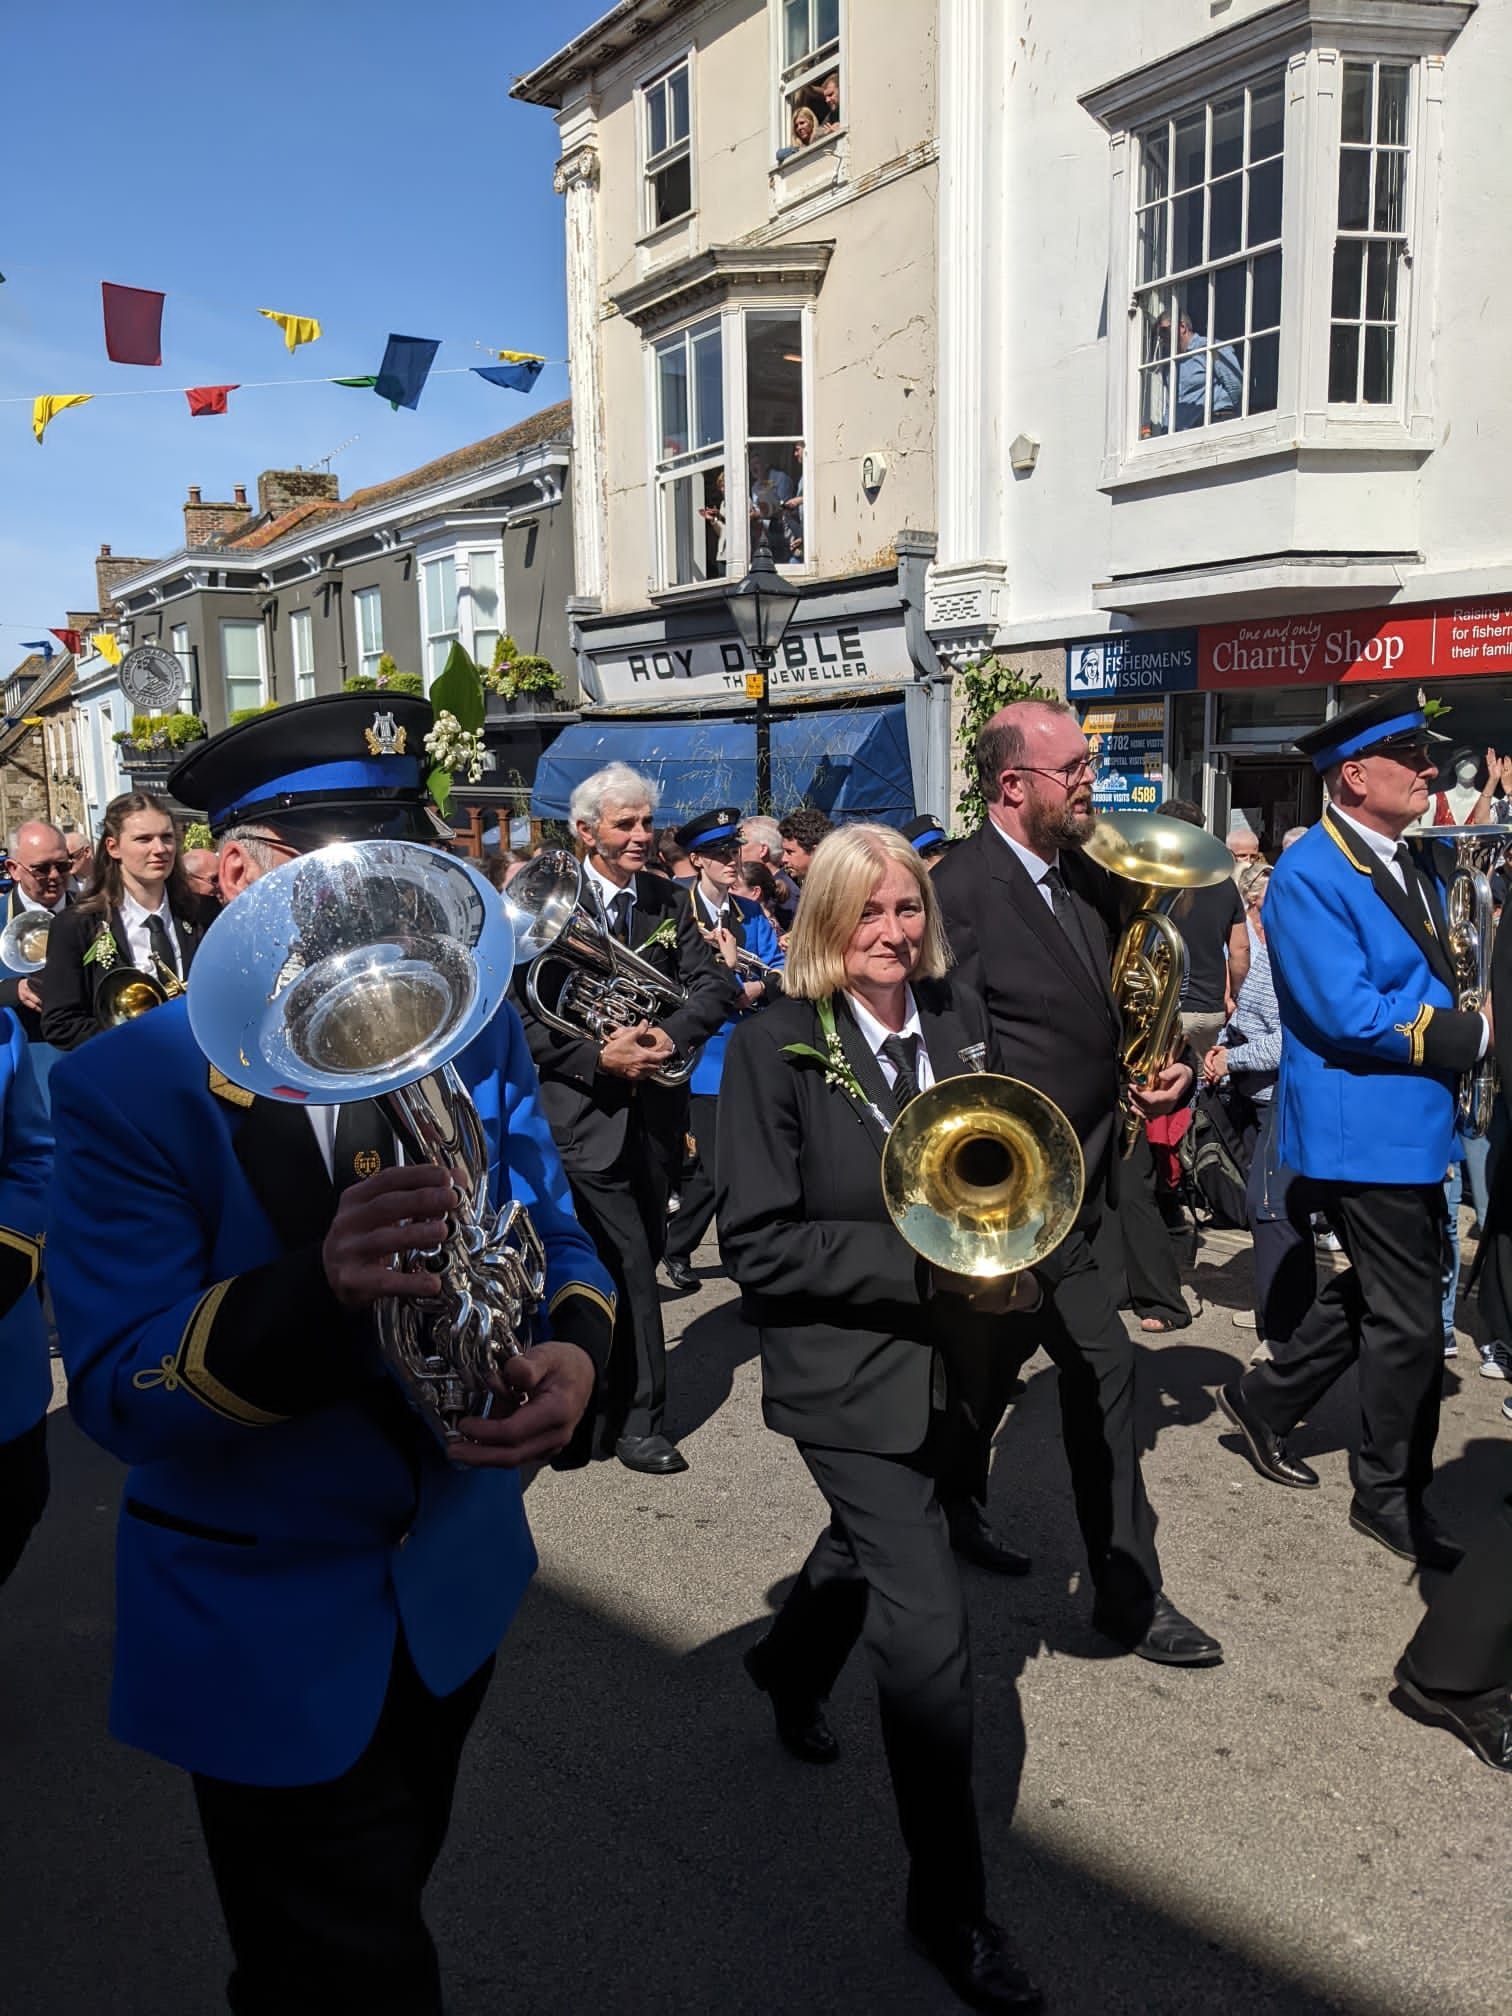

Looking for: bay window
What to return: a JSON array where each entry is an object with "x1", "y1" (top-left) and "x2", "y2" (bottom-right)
[{"x1": 1328, "y1": 61, "x2": 1411, "y2": 406}]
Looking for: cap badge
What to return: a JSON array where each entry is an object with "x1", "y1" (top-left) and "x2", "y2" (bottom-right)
[{"x1": 364, "y1": 710, "x2": 407, "y2": 757}]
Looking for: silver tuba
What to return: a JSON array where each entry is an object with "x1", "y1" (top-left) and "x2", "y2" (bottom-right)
[
  {"x1": 507, "y1": 850, "x2": 698, "y2": 1087},
  {"x1": 0, "y1": 909, "x2": 55, "y2": 974},
  {"x1": 1436, "y1": 824, "x2": 1512, "y2": 1138},
  {"x1": 188, "y1": 839, "x2": 546, "y2": 1446}
]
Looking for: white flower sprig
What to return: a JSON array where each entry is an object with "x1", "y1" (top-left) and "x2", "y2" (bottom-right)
[
  {"x1": 423, "y1": 708, "x2": 484, "y2": 785},
  {"x1": 782, "y1": 995, "x2": 890, "y2": 1132}
]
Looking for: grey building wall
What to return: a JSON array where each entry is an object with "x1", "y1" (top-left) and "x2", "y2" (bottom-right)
[{"x1": 503, "y1": 492, "x2": 576, "y2": 690}]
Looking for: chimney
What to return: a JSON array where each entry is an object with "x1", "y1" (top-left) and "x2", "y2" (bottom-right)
[
  {"x1": 256, "y1": 467, "x2": 341, "y2": 517},
  {"x1": 100, "y1": 542, "x2": 112, "y2": 557},
  {"x1": 95, "y1": 549, "x2": 157, "y2": 612},
  {"x1": 184, "y1": 482, "x2": 253, "y2": 548},
  {"x1": 234, "y1": 484, "x2": 247, "y2": 506}
]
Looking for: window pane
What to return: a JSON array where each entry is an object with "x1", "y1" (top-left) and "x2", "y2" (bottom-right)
[
  {"x1": 647, "y1": 86, "x2": 667, "y2": 159},
  {"x1": 470, "y1": 552, "x2": 500, "y2": 633},
  {"x1": 1252, "y1": 248, "x2": 1282, "y2": 329},
  {"x1": 1141, "y1": 126, "x2": 1169, "y2": 207},
  {"x1": 473, "y1": 631, "x2": 499, "y2": 668},
  {"x1": 1363, "y1": 325, "x2": 1395, "y2": 404},
  {"x1": 1337, "y1": 150, "x2": 1370, "y2": 230},
  {"x1": 291, "y1": 609, "x2": 313, "y2": 677},
  {"x1": 746, "y1": 312, "x2": 803, "y2": 439},
  {"x1": 1365, "y1": 240, "x2": 1398, "y2": 323},
  {"x1": 1173, "y1": 189, "x2": 1204, "y2": 271},
  {"x1": 1211, "y1": 96, "x2": 1243, "y2": 178},
  {"x1": 1341, "y1": 64, "x2": 1371, "y2": 144},
  {"x1": 1377, "y1": 65, "x2": 1409, "y2": 148},
  {"x1": 1209, "y1": 338, "x2": 1243, "y2": 423},
  {"x1": 1373, "y1": 148, "x2": 1405, "y2": 233},
  {"x1": 657, "y1": 342, "x2": 689, "y2": 457},
  {"x1": 1210, "y1": 174, "x2": 1242, "y2": 260},
  {"x1": 653, "y1": 155, "x2": 692, "y2": 226},
  {"x1": 692, "y1": 325, "x2": 723, "y2": 450},
  {"x1": 354, "y1": 587, "x2": 383, "y2": 657},
  {"x1": 1249, "y1": 79, "x2": 1284, "y2": 162},
  {"x1": 669, "y1": 66, "x2": 689, "y2": 143},
  {"x1": 1174, "y1": 109, "x2": 1205, "y2": 190},
  {"x1": 817, "y1": 0, "x2": 838, "y2": 45},
  {"x1": 1213, "y1": 261, "x2": 1246, "y2": 342},
  {"x1": 1329, "y1": 323, "x2": 1360, "y2": 401},
  {"x1": 1247, "y1": 157, "x2": 1282, "y2": 245},
  {"x1": 1140, "y1": 291, "x2": 1173, "y2": 365},
  {"x1": 1331, "y1": 240, "x2": 1364, "y2": 319},
  {"x1": 1248, "y1": 332, "x2": 1279, "y2": 415},
  {"x1": 221, "y1": 622, "x2": 261, "y2": 681},
  {"x1": 425, "y1": 556, "x2": 456, "y2": 635},
  {"x1": 1139, "y1": 362, "x2": 1173, "y2": 438},
  {"x1": 783, "y1": 0, "x2": 807, "y2": 68},
  {"x1": 1137, "y1": 203, "x2": 1168, "y2": 284},
  {"x1": 662, "y1": 464, "x2": 726, "y2": 585}
]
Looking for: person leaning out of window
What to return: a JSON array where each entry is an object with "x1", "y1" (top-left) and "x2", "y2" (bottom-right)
[{"x1": 40, "y1": 792, "x2": 215, "y2": 1051}]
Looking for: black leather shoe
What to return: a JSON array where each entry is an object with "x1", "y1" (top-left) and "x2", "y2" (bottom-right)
[
  {"x1": 1394, "y1": 1663, "x2": 1512, "y2": 1771},
  {"x1": 661, "y1": 1257, "x2": 698, "y2": 1294},
  {"x1": 907, "y1": 1909, "x2": 1044, "y2": 2012},
  {"x1": 742, "y1": 1642, "x2": 839, "y2": 1765},
  {"x1": 1349, "y1": 1500, "x2": 1464, "y2": 1572},
  {"x1": 615, "y1": 1433, "x2": 689, "y2": 1475},
  {"x1": 1092, "y1": 1592, "x2": 1224, "y2": 1667},
  {"x1": 947, "y1": 1504, "x2": 1032, "y2": 1576},
  {"x1": 1217, "y1": 1382, "x2": 1319, "y2": 1488}
]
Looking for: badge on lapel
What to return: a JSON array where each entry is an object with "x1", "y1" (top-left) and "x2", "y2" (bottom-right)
[{"x1": 353, "y1": 1148, "x2": 382, "y2": 1178}]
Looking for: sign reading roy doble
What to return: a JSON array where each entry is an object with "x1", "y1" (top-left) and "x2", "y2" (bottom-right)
[{"x1": 592, "y1": 614, "x2": 915, "y2": 706}]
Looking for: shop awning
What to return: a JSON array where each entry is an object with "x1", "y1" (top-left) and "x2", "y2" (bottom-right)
[{"x1": 529, "y1": 703, "x2": 915, "y2": 826}]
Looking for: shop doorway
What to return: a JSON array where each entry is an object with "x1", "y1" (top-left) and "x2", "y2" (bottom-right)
[{"x1": 1211, "y1": 753, "x2": 1323, "y2": 858}]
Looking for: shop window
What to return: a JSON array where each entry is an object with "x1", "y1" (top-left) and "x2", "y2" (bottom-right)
[
  {"x1": 777, "y1": 0, "x2": 842, "y2": 154},
  {"x1": 640, "y1": 59, "x2": 692, "y2": 232},
  {"x1": 352, "y1": 586, "x2": 385, "y2": 682},
  {"x1": 290, "y1": 608, "x2": 316, "y2": 702},
  {"x1": 421, "y1": 555, "x2": 458, "y2": 687},
  {"x1": 1328, "y1": 62, "x2": 1410, "y2": 406}
]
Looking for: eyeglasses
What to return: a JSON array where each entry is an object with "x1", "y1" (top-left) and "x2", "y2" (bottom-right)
[
  {"x1": 19, "y1": 859, "x2": 70, "y2": 877},
  {"x1": 1014, "y1": 756, "x2": 1097, "y2": 788}
]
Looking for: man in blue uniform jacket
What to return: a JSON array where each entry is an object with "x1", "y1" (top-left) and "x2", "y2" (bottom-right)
[
  {"x1": 1218, "y1": 690, "x2": 1484, "y2": 1573},
  {"x1": 0, "y1": 1007, "x2": 52, "y2": 1587},
  {"x1": 46, "y1": 693, "x2": 615, "y2": 2016}
]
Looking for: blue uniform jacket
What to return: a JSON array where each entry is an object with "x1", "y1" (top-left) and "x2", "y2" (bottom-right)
[
  {"x1": 46, "y1": 995, "x2": 614, "y2": 1787},
  {"x1": 1267, "y1": 809, "x2": 1483, "y2": 1185},
  {"x1": 688, "y1": 893, "x2": 784, "y2": 1097},
  {"x1": 0, "y1": 1010, "x2": 52, "y2": 1444}
]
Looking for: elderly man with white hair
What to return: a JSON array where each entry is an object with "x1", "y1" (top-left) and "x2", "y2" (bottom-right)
[{"x1": 516, "y1": 762, "x2": 731, "y2": 1473}]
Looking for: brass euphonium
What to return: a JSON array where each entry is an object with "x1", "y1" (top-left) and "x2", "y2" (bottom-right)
[
  {"x1": 1435, "y1": 824, "x2": 1512, "y2": 1137},
  {"x1": 1083, "y1": 810, "x2": 1235, "y2": 1155}
]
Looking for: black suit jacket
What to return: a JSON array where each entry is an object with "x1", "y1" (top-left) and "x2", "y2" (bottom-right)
[
  {"x1": 40, "y1": 894, "x2": 212, "y2": 1052},
  {"x1": 716, "y1": 979, "x2": 998, "y2": 1455},
  {"x1": 517, "y1": 868, "x2": 732, "y2": 1175},
  {"x1": 0, "y1": 886, "x2": 71, "y2": 1042},
  {"x1": 932, "y1": 823, "x2": 1124, "y2": 1211}
]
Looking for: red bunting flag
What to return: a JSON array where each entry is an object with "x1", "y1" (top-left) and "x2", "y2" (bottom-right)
[
  {"x1": 186, "y1": 384, "x2": 238, "y2": 417},
  {"x1": 50, "y1": 628, "x2": 84, "y2": 656},
  {"x1": 102, "y1": 282, "x2": 165, "y2": 366}
]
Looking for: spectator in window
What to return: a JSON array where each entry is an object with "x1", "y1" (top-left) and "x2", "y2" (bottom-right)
[
  {"x1": 815, "y1": 70, "x2": 841, "y2": 129},
  {"x1": 1161, "y1": 799, "x2": 1251, "y2": 1052},
  {"x1": 749, "y1": 453, "x2": 793, "y2": 561},
  {"x1": 781, "y1": 443, "x2": 806, "y2": 562},
  {"x1": 779, "y1": 808, "x2": 835, "y2": 888},
  {"x1": 790, "y1": 105, "x2": 818, "y2": 148},
  {"x1": 698, "y1": 470, "x2": 729, "y2": 571},
  {"x1": 1156, "y1": 311, "x2": 1242, "y2": 431}
]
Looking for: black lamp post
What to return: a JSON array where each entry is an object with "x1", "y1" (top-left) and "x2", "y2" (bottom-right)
[{"x1": 724, "y1": 535, "x2": 800, "y2": 815}]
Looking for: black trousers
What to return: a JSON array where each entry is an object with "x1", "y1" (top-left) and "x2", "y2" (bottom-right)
[
  {"x1": 1240, "y1": 1181, "x2": 1445, "y2": 1520},
  {"x1": 0, "y1": 1415, "x2": 48, "y2": 1589},
  {"x1": 665, "y1": 1092, "x2": 719, "y2": 1266},
  {"x1": 1109, "y1": 1132, "x2": 1188, "y2": 1325},
  {"x1": 1401, "y1": 1492, "x2": 1512, "y2": 1695},
  {"x1": 759, "y1": 1441, "x2": 985, "y2": 1920},
  {"x1": 193, "y1": 1643, "x2": 494, "y2": 2016},
  {"x1": 567, "y1": 1138, "x2": 672, "y2": 1443},
  {"x1": 1246, "y1": 1104, "x2": 1316, "y2": 1346}
]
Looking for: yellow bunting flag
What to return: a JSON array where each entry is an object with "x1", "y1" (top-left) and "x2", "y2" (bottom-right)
[
  {"x1": 258, "y1": 308, "x2": 322, "y2": 352},
  {"x1": 90, "y1": 631, "x2": 123, "y2": 666},
  {"x1": 33, "y1": 393, "x2": 93, "y2": 444},
  {"x1": 496, "y1": 349, "x2": 545, "y2": 363}
]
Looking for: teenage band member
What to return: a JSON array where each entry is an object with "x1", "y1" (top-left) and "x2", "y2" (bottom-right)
[
  {"x1": 517, "y1": 762, "x2": 730, "y2": 1474},
  {"x1": 41, "y1": 791, "x2": 212, "y2": 1049},
  {"x1": 719, "y1": 823, "x2": 1042, "y2": 2013},
  {"x1": 662, "y1": 805, "x2": 783, "y2": 1293},
  {"x1": 0, "y1": 1009, "x2": 52, "y2": 1589},
  {"x1": 902, "y1": 812, "x2": 954, "y2": 870},
  {"x1": 46, "y1": 694, "x2": 616, "y2": 2016},
  {"x1": 932, "y1": 698, "x2": 1222, "y2": 1666},
  {"x1": 1218, "y1": 692, "x2": 1481, "y2": 1571}
]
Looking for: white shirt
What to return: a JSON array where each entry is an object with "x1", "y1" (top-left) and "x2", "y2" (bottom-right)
[
  {"x1": 844, "y1": 986, "x2": 936, "y2": 1094},
  {"x1": 988, "y1": 819, "x2": 1058, "y2": 913},
  {"x1": 119, "y1": 890, "x2": 181, "y2": 976},
  {"x1": 583, "y1": 859, "x2": 635, "y2": 936},
  {"x1": 16, "y1": 888, "x2": 67, "y2": 916},
  {"x1": 306, "y1": 1106, "x2": 339, "y2": 1179}
]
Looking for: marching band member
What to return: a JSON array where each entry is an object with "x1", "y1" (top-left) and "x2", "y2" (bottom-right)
[
  {"x1": 45, "y1": 694, "x2": 615, "y2": 2016},
  {"x1": 933, "y1": 698, "x2": 1221, "y2": 1665},
  {"x1": 661, "y1": 804, "x2": 783, "y2": 1293},
  {"x1": 515, "y1": 763, "x2": 730, "y2": 1474},
  {"x1": 1, "y1": 819, "x2": 75, "y2": 1041},
  {"x1": 41, "y1": 791, "x2": 212, "y2": 1049},
  {"x1": 718, "y1": 823, "x2": 1042, "y2": 2013},
  {"x1": 0, "y1": 1008, "x2": 52, "y2": 1588},
  {"x1": 1218, "y1": 691, "x2": 1481, "y2": 1571}
]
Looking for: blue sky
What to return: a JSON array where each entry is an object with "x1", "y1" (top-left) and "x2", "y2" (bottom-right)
[{"x1": 0, "y1": 0, "x2": 604, "y2": 649}]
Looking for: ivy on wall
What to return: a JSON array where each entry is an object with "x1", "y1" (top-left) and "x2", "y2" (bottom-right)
[{"x1": 953, "y1": 656, "x2": 1043, "y2": 830}]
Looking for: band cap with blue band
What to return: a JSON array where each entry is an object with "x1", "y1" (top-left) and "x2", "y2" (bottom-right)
[
  {"x1": 1292, "y1": 690, "x2": 1446, "y2": 775},
  {"x1": 213, "y1": 756, "x2": 423, "y2": 828},
  {"x1": 675, "y1": 806, "x2": 743, "y2": 852}
]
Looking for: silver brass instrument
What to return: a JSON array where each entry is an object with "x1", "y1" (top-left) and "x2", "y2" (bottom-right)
[
  {"x1": 507, "y1": 849, "x2": 699, "y2": 1087},
  {"x1": 699, "y1": 925, "x2": 784, "y2": 992},
  {"x1": 0, "y1": 909, "x2": 55, "y2": 974},
  {"x1": 189, "y1": 840, "x2": 545, "y2": 1446},
  {"x1": 1436, "y1": 824, "x2": 1512, "y2": 1138},
  {"x1": 1083, "y1": 810, "x2": 1235, "y2": 1156}
]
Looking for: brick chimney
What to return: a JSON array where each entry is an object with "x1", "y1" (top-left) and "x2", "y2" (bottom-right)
[
  {"x1": 184, "y1": 483, "x2": 253, "y2": 547},
  {"x1": 256, "y1": 468, "x2": 341, "y2": 517},
  {"x1": 95, "y1": 543, "x2": 157, "y2": 611}
]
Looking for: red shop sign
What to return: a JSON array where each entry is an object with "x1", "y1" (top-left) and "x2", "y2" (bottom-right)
[{"x1": 1199, "y1": 596, "x2": 1512, "y2": 689}]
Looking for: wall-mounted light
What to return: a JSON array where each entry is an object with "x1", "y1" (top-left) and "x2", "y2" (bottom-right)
[{"x1": 1009, "y1": 434, "x2": 1040, "y2": 475}]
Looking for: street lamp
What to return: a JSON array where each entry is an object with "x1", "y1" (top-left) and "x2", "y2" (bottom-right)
[{"x1": 724, "y1": 535, "x2": 800, "y2": 815}]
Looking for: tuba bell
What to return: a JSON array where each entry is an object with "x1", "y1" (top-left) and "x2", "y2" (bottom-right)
[
  {"x1": 0, "y1": 909, "x2": 56, "y2": 974},
  {"x1": 1083, "y1": 810, "x2": 1235, "y2": 1156},
  {"x1": 188, "y1": 839, "x2": 545, "y2": 1447},
  {"x1": 507, "y1": 849, "x2": 699, "y2": 1087},
  {"x1": 1435, "y1": 824, "x2": 1512, "y2": 1138}
]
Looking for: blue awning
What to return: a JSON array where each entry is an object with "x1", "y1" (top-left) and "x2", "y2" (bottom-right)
[{"x1": 530, "y1": 703, "x2": 916, "y2": 826}]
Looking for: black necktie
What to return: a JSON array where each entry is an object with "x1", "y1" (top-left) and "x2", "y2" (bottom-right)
[
  {"x1": 332, "y1": 1101, "x2": 398, "y2": 1197},
  {"x1": 1042, "y1": 866, "x2": 1101, "y2": 983},
  {"x1": 879, "y1": 1033, "x2": 921, "y2": 1114},
  {"x1": 608, "y1": 890, "x2": 633, "y2": 944},
  {"x1": 145, "y1": 912, "x2": 179, "y2": 979},
  {"x1": 1394, "y1": 843, "x2": 1440, "y2": 942}
]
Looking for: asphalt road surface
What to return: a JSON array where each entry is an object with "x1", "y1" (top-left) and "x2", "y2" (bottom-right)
[{"x1": 3, "y1": 1221, "x2": 1508, "y2": 2015}]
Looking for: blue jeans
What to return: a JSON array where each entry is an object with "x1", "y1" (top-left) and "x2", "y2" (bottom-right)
[
  {"x1": 1462, "y1": 1128, "x2": 1491, "y2": 1228},
  {"x1": 1442, "y1": 1159, "x2": 1463, "y2": 1344}
]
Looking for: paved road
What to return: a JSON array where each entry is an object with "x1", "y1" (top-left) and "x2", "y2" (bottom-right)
[{"x1": 3, "y1": 1222, "x2": 1508, "y2": 2014}]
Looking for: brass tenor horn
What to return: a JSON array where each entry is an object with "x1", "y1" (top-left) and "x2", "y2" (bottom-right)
[{"x1": 1083, "y1": 810, "x2": 1234, "y2": 1156}]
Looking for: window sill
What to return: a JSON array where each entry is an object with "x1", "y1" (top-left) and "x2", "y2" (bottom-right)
[
  {"x1": 770, "y1": 128, "x2": 847, "y2": 211},
  {"x1": 1100, "y1": 418, "x2": 1433, "y2": 492},
  {"x1": 635, "y1": 211, "x2": 698, "y2": 277},
  {"x1": 647, "y1": 564, "x2": 815, "y2": 607}
]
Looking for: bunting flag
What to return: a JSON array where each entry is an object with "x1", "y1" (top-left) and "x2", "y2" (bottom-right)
[
  {"x1": 102, "y1": 281, "x2": 165, "y2": 366},
  {"x1": 50, "y1": 628, "x2": 83, "y2": 656},
  {"x1": 258, "y1": 308, "x2": 322, "y2": 352},
  {"x1": 186, "y1": 384, "x2": 237, "y2": 416},
  {"x1": 90, "y1": 631, "x2": 123, "y2": 666},
  {"x1": 472, "y1": 352, "x2": 545, "y2": 394},
  {"x1": 334, "y1": 375, "x2": 379, "y2": 389},
  {"x1": 20, "y1": 639, "x2": 55, "y2": 660},
  {"x1": 33, "y1": 393, "x2": 92, "y2": 444},
  {"x1": 375, "y1": 334, "x2": 440, "y2": 411}
]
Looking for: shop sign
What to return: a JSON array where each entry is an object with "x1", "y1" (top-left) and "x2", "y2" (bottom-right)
[
  {"x1": 1079, "y1": 700, "x2": 1164, "y2": 811},
  {"x1": 1199, "y1": 594, "x2": 1512, "y2": 689},
  {"x1": 592, "y1": 613, "x2": 915, "y2": 706},
  {"x1": 1066, "y1": 628, "x2": 1198, "y2": 698}
]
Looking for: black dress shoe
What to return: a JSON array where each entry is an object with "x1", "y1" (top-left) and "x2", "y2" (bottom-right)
[
  {"x1": 615, "y1": 1433, "x2": 689, "y2": 1475},
  {"x1": 906, "y1": 1909, "x2": 1044, "y2": 2013},
  {"x1": 1217, "y1": 1382, "x2": 1319, "y2": 1488},
  {"x1": 742, "y1": 1642, "x2": 839, "y2": 1765},
  {"x1": 1394, "y1": 1663, "x2": 1512, "y2": 1771},
  {"x1": 1349, "y1": 1500, "x2": 1464, "y2": 1572},
  {"x1": 946, "y1": 1504, "x2": 1032, "y2": 1576},
  {"x1": 661, "y1": 1257, "x2": 698, "y2": 1294},
  {"x1": 1092, "y1": 1592, "x2": 1223, "y2": 1667}
]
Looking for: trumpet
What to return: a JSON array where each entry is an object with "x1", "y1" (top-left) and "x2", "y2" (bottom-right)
[
  {"x1": 0, "y1": 909, "x2": 55, "y2": 974},
  {"x1": 96, "y1": 955, "x2": 187, "y2": 1027},
  {"x1": 1437, "y1": 824, "x2": 1512, "y2": 1137}
]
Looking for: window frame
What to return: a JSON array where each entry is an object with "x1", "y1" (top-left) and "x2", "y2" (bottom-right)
[
  {"x1": 1326, "y1": 57, "x2": 1414, "y2": 410},
  {"x1": 219, "y1": 618, "x2": 268, "y2": 718},
  {"x1": 420, "y1": 553, "x2": 459, "y2": 691},
  {"x1": 290, "y1": 607, "x2": 316, "y2": 702},
  {"x1": 638, "y1": 52, "x2": 695, "y2": 237},
  {"x1": 168, "y1": 622, "x2": 196, "y2": 714},
  {"x1": 772, "y1": 0, "x2": 845, "y2": 159},
  {"x1": 352, "y1": 585, "x2": 385, "y2": 682}
]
